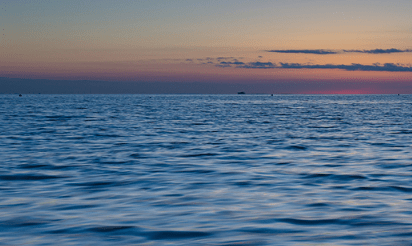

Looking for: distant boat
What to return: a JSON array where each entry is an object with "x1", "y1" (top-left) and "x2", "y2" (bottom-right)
[
  {"x1": 237, "y1": 91, "x2": 245, "y2": 94},
  {"x1": 19, "y1": 94, "x2": 22, "y2": 97}
]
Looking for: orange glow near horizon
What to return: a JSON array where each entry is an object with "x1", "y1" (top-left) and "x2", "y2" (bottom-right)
[
  {"x1": 1, "y1": 1, "x2": 411, "y2": 93},
  {"x1": 2, "y1": 60, "x2": 411, "y2": 84}
]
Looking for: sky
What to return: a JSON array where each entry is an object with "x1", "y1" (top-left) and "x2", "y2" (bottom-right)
[{"x1": 1, "y1": 0, "x2": 412, "y2": 94}]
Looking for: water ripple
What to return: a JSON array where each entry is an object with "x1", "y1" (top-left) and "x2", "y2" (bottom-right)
[{"x1": 1, "y1": 94, "x2": 412, "y2": 245}]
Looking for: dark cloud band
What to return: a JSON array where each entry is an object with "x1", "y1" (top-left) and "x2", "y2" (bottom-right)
[
  {"x1": 236, "y1": 62, "x2": 412, "y2": 72},
  {"x1": 344, "y1": 48, "x2": 412, "y2": 54},
  {"x1": 267, "y1": 48, "x2": 412, "y2": 54}
]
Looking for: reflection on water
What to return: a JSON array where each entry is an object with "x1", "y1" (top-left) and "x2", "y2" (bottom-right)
[{"x1": 1, "y1": 94, "x2": 412, "y2": 245}]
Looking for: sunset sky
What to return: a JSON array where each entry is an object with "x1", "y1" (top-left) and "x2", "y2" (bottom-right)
[{"x1": 1, "y1": 0, "x2": 412, "y2": 93}]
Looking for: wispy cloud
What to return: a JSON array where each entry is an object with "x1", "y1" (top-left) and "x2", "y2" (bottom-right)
[
  {"x1": 267, "y1": 48, "x2": 412, "y2": 55},
  {"x1": 343, "y1": 48, "x2": 412, "y2": 54},
  {"x1": 237, "y1": 62, "x2": 276, "y2": 69},
  {"x1": 185, "y1": 56, "x2": 412, "y2": 72},
  {"x1": 186, "y1": 57, "x2": 246, "y2": 66},
  {"x1": 215, "y1": 61, "x2": 245, "y2": 68},
  {"x1": 267, "y1": 49, "x2": 338, "y2": 54},
  {"x1": 237, "y1": 62, "x2": 412, "y2": 72},
  {"x1": 216, "y1": 57, "x2": 237, "y2": 60}
]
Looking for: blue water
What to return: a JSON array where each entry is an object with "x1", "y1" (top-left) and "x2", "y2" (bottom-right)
[{"x1": 1, "y1": 94, "x2": 412, "y2": 245}]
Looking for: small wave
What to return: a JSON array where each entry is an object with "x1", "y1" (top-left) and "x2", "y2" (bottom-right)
[
  {"x1": 147, "y1": 230, "x2": 212, "y2": 240},
  {"x1": 181, "y1": 153, "x2": 217, "y2": 157},
  {"x1": 393, "y1": 230, "x2": 412, "y2": 237},
  {"x1": 393, "y1": 130, "x2": 412, "y2": 134},
  {"x1": 390, "y1": 186, "x2": 412, "y2": 192},
  {"x1": 0, "y1": 174, "x2": 65, "y2": 181},
  {"x1": 308, "y1": 125, "x2": 337, "y2": 129},
  {"x1": 286, "y1": 145, "x2": 307, "y2": 150},
  {"x1": 279, "y1": 218, "x2": 341, "y2": 225},
  {"x1": 352, "y1": 186, "x2": 388, "y2": 191},
  {"x1": 353, "y1": 186, "x2": 412, "y2": 193},
  {"x1": 88, "y1": 225, "x2": 136, "y2": 233},
  {"x1": 275, "y1": 162, "x2": 291, "y2": 165},
  {"x1": 130, "y1": 153, "x2": 148, "y2": 158},
  {"x1": 18, "y1": 164, "x2": 49, "y2": 169},
  {"x1": 189, "y1": 122, "x2": 208, "y2": 126},
  {"x1": 50, "y1": 225, "x2": 139, "y2": 235},
  {"x1": 178, "y1": 169, "x2": 215, "y2": 174},
  {"x1": 307, "y1": 202, "x2": 330, "y2": 207},
  {"x1": 94, "y1": 134, "x2": 122, "y2": 138},
  {"x1": 219, "y1": 240, "x2": 267, "y2": 246},
  {"x1": 55, "y1": 204, "x2": 98, "y2": 210},
  {"x1": 304, "y1": 173, "x2": 367, "y2": 181},
  {"x1": 369, "y1": 142, "x2": 402, "y2": 147},
  {"x1": 69, "y1": 180, "x2": 132, "y2": 189},
  {"x1": 44, "y1": 115, "x2": 79, "y2": 122},
  {"x1": 239, "y1": 227, "x2": 303, "y2": 234},
  {"x1": 1, "y1": 217, "x2": 51, "y2": 227}
]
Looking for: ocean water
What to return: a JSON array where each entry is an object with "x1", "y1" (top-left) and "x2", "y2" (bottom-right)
[{"x1": 1, "y1": 94, "x2": 412, "y2": 245}]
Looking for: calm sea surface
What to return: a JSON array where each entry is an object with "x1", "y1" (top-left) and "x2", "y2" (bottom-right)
[{"x1": 1, "y1": 94, "x2": 412, "y2": 245}]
